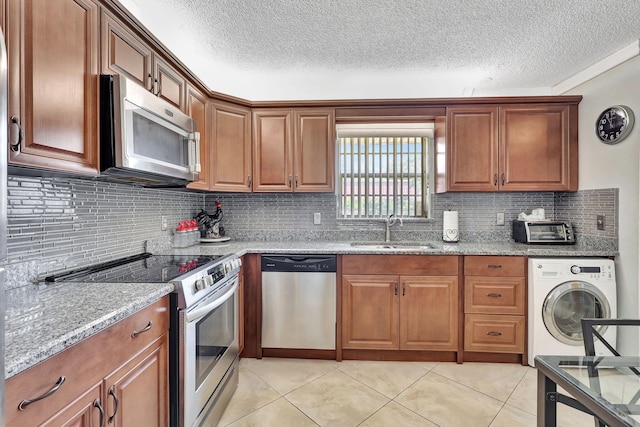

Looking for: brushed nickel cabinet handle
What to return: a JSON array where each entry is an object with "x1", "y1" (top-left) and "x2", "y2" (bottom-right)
[
  {"x1": 487, "y1": 331, "x2": 502, "y2": 337},
  {"x1": 501, "y1": 173, "x2": 505, "y2": 186},
  {"x1": 487, "y1": 265, "x2": 502, "y2": 269},
  {"x1": 248, "y1": 175, "x2": 252, "y2": 188},
  {"x1": 108, "y1": 386, "x2": 119, "y2": 424},
  {"x1": 295, "y1": 175, "x2": 299, "y2": 187},
  {"x1": 156, "y1": 79, "x2": 161, "y2": 96},
  {"x1": 18, "y1": 376, "x2": 66, "y2": 410},
  {"x1": 288, "y1": 175, "x2": 292, "y2": 188},
  {"x1": 131, "y1": 321, "x2": 152, "y2": 338},
  {"x1": 402, "y1": 282, "x2": 406, "y2": 296},
  {"x1": 493, "y1": 173, "x2": 498, "y2": 186},
  {"x1": 486, "y1": 293, "x2": 503, "y2": 298},
  {"x1": 394, "y1": 282, "x2": 398, "y2": 296},
  {"x1": 147, "y1": 73, "x2": 154, "y2": 92},
  {"x1": 94, "y1": 398, "x2": 105, "y2": 427},
  {"x1": 10, "y1": 116, "x2": 23, "y2": 152}
]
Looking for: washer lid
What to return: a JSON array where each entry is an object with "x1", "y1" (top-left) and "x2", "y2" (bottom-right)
[{"x1": 542, "y1": 281, "x2": 610, "y2": 346}]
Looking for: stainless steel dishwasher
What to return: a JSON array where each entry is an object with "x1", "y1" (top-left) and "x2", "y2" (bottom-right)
[{"x1": 261, "y1": 254, "x2": 336, "y2": 350}]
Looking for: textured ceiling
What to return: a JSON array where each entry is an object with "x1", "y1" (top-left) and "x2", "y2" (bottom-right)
[{"x1": 119, "y1": 0, "x2": 640, "y2": 100}]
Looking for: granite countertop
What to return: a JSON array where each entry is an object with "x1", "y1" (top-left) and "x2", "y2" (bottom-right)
[
  {"x1": 5, "y1": 239, "x2": 616, "y2": 379},
  {"x1": 172, "y1": 240, "x2": 618, "y2": 258},
  {"x1": 5, "y1": 281, "x2": 174, "y2": 379}
]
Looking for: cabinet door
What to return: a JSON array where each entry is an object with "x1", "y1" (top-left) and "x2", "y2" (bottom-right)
[
  {"x1": 100, "y1": 9, "x2": 153, "y2": 90},
  {"x1": 40, "y1": 383, "x2": 104, "y2": 427},
  {"x1": 153, "y1": 56, "x2": 186, "y2": 111},
  {"x1": 104, "y1": 334, "x2": 169, "y2": 427},
  {"x1": 446, "y1": 106, "x2": 499, "y2": 191},
  {"x1": 294, "y1": 109, "x2": 335, "y2": 192},
  {"x1": 499, "y1": 104, "x2": 577, "y2": 191},
  {"x1": 210, "y1": 101, "x2": 252, "y2": 192},
  {"x1": 342, "y1": 275, "x2": 399, "y2": 350},
  {"x1": 7, "y1": 0, "x2": 99, "y2": 174},
  {"x1": 400, "y1": 276, "x2": 458, "y2": 351},
  {"x1": 186, "y1": 84, "x2": 210, "y2": 190},
  {"x1": 252, "y1": 109, "x2": 293, "y2": 192}
]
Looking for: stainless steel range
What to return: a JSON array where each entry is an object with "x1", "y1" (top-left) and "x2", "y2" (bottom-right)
[{"x1": 45, "y1": 252, "x2": 242, "y2": 427}]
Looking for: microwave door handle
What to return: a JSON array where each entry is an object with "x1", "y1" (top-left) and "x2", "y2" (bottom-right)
[
  {"x1": 194, "y1": 132, "x2": 201, "y2": 173},
  {"x1": 187, "y1": 132, "x2": 201, "y2": 173},
  {"x1": 186, "y1": 281, "x2": 238, "y2": 323}
]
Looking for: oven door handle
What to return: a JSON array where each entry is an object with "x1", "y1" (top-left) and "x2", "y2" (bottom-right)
[{"x1": 186, "y1": 281, "x2": 238, "y2": 323}]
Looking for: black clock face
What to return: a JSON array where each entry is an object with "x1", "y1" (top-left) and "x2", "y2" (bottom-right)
[{"x1": 597, "y1": 106, "x2": 634, "y2": 143}]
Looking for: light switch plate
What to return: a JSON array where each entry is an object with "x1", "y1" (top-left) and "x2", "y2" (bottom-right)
[
  {"x1": 313, "y1": 212, "x2": 321, "y2": 225},
  {"x1": 496, "y1": 212, "x2": 505, "y2": 226},
  {"x1": 597, "y1": 215, "x2": 605, "y2": 230}
]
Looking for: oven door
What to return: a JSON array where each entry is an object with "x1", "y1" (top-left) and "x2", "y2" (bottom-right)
[{"x1": 181, "y1": 275, "x2": 238, "y2": 427}]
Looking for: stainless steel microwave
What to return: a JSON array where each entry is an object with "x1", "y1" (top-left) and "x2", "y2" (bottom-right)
[
  {"x1": 512, "y1": 220, "x2": 575, "y2": 244},
  {"x1": 99, "y1": 74, "x2": 200, "y2": 187}
]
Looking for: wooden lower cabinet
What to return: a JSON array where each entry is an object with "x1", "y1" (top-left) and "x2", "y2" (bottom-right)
[
  {"x1": 401, "y1": 276, "x2": 458, "y2": 351},
  {"x1": 40, "y1": 382, "x2": 104, "y2": 427},
  {"x1": 5, "y1": 297, "x2": 169, "y2": 427},
  {"x1": 341, "y1": 256, "x2": 459, "y2": 353},
  {"x1": 342, "y1": 275, "x2": 399, "y2": 350},
  {"x1": 463, "y1": 256, "x2": 527, "y2": 364}
]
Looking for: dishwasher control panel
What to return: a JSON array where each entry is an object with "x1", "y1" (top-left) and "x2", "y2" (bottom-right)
[{"x1": 261, "y1": 255, "x2": 337, "y2": 272}]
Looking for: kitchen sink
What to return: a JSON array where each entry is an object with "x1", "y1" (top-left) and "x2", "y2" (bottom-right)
[{"x1": 350, "y1": 242, "x2": 437, "y2": 250}]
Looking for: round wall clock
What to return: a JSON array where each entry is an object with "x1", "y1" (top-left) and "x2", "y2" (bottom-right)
[{"x1": 595, "y1": 105, "x2": 635, "y2": 144}]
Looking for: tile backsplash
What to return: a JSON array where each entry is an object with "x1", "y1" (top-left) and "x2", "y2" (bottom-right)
[{"x1": 5, "y1": 174, "x2": 617, "y2": 289}]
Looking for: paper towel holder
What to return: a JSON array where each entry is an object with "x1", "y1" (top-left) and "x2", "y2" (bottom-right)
[{"x1": 443, "y1": 210, "x2": 459, "y2": 243}]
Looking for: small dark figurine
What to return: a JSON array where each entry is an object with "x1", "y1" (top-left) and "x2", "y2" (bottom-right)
[{"x1": 196, "y1": 201, "x2": 225, "y2": 238}]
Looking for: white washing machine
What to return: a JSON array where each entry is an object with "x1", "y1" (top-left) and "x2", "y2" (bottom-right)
[{"x1": 528, "y1": 257, "x2": 617, "y2": 366}]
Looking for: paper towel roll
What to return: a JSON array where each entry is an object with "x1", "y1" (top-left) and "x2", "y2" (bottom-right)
[{"x1": 443, "y1": 211, "x2": 459, "y2": 242}]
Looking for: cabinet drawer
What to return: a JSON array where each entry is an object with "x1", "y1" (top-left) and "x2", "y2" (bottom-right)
[
  {"x1": 6, "y1": 297, "x2": 169, "y2": 426},
  {"x1": 464, "y1": 314, "x2": 525, "y2": 353},
  {"x1": 464, "y1": 256, "x2": 525, "y2": 276},
  {"x1": 464, "y1": 277, "x2": 525, "y2": 314}
]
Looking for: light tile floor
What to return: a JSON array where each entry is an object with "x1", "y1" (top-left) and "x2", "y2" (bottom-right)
[{"x1": 217, "y1": 357, "x2": 596, "y2": 427}]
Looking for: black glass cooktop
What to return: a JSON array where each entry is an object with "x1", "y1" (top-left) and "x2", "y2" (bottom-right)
[{"x1": 45, "y1": 253, "x2": 221, "y2": 283}]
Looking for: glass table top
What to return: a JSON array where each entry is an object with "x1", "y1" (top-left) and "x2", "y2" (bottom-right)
[{"x1": 536, "y1": 355, "x2": 640, "y2": 426}]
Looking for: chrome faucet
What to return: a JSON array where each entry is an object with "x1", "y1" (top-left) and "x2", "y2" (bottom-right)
[{"x1": 384, "y1": 214, "x2": 403, "y2": 242}]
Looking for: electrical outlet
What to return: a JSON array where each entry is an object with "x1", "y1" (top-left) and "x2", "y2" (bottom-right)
[
  {"x1": 313, "y1": 212, "x2": 321, "y2": 225},
  {"x1": 496, "y1": 212, "x2": 505, "y2": 226},
  {"x1": 161, "y1": 215, "x2": 168, "y2": 231},
  {"x1": 597, "y1": 215, "x2": 605, "y2": 231}
]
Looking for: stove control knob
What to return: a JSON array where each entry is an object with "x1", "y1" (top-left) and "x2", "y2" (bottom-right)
[
  {"x1": 570, "y1": 265, "x2": 581, "y2": 274},
  {"x1": 195, "y1": 278, "x2": 207, "y2": 291},
  {"x1": 204, "y1": 275, "x2": 214, "y2": 286}
]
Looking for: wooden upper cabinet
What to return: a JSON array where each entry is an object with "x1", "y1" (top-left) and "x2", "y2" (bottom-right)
[
  {"x1": 210, "y1": 100, "x2": 252, "y2": 192},
  {"x1": 441, "y1": 103, "x2": 578, "y2": 192},
  {"x1": 500, "y1": 104, "x2": 577, "y2": 191},
  {"x1": 7, "y1": 0, "x2": 100, "y2": 174},
  {"x1": 100, "y1": 9, "x2": 153, "y2": 90},
  {"x1": 101, "y1": 9, "x2": 186, "y2": 111},
  {"x1": 252, "y1": 109, "x2": 293, "y2": 192},
  {"x1": 294, "y1": 109, "x2": 335, "y2": 191},
  {"x1": 153, "y1": 56, "x2": 186, "y2": 110},
  {"x1": 252, "y1": 108, "x2": 335, "y2": 192},
  {"x1": 446, "y1": 106, "x2": 499, "y2": 192},
  {"x1": 186, "y1": 84, "x2": 210, "y2": 191}
]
